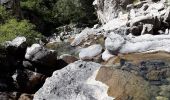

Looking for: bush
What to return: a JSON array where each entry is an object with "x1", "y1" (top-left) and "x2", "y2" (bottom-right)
[
  {"x1": 0, "y1": 19, "x2": 41, "y2": 43},
  {"x1": 20, "y1": 0, "x2": 96, "y2": 26},
  {"x1": 53, "y1": 0, "x2": 97, "y2": 24},
  {"x1": 0, "y1": 5, "x2": 12, "y2": 23}
]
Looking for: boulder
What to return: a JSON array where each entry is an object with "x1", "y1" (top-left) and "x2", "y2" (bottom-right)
[
  {"x1": 25, "y1": 44, "x2": 57, "y2": 67},
  {"x1": 4, "y1": 37, "x2": 26, "y2": 48},
  {"x1": 128, "y1": 15, "x2": 154, "y2": 27},
  {"x1": 12, "y1": 69, "x2": 46, "y2": 93},
  {"x1": 4, "y1": 37, "x2": 27, "y2": 61},
  {"x1": 18, "y1": 93, "x2": 34, "y2": 100},
  {"x1": 105, "y1": 33, "x2": 125, "y2": 53},
  {"x1": 119, "y1": 34, "x2": 170, "y2": 53},
  {"x1": 79, "y1": 44, "x2": 103, "y2": 60},
  {"x1": 71, "y1": 28, "x2": 102, "y2": 46},
  {"x1": 141, "y1": 24, "x2": 154, "y2": 35},
  {"x1": 102, "y1": 49, "x2": 114, "y2": 61},
  {"x1": 60, "y1": 54, "x2": 78, "y2": 64},
  {"x1": 34, "y1": 61, "x2": 113, "y2": 100}
]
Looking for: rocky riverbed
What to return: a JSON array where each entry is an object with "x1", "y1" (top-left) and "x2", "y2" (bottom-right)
[{"x1": 1, "y1": 0, "x2": 170, "y2": 100}]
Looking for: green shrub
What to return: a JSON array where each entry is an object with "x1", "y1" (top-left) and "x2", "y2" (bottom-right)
[
  {"x1": 54, "y1": 0, "x2": 96, "y2": 24},
  {"x1": 0, "y1": 5, "x2": 12, "y2": 23},
  {"x1": 20, "y1": 0, "x2": 96, "y2": 26},
  {"x1": 0, "y1": 19, "x2": 41, "y2": 43}
]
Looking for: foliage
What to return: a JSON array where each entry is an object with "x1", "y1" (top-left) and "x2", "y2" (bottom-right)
[
  {"x1": 20, "y1": 0, "x2": 96, "y2": 26},
  {"x1": 0, "y1": 19, "x2": 41, "y2": 43},
  {"x1": 0, "y1": 5, "x2": 12, "y2": 23}
]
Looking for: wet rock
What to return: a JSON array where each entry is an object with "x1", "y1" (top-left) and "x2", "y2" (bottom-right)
[
  {"x1": 34, "y1": 61, "x2": 113, "y2": 100},
  {"x1": 156, "y1": 96, "x2": 169, "y2": 100},
  {"x1": 159, "y1": 85, "x2": 170, "y2": 98},
  {"x1": 18, "y1": 93, "x2": 34, "y2": 100},
  {"x1": 60, "y1": 54, "x2": 78, "y2": 64},
  {"x1": 96, "y1": 67, "x2": 152, "y2": 100},
  {"x1": 79, "y1": 44, "x2": 103, "y2": 60}
]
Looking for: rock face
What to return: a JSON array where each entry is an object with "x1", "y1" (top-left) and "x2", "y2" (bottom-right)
[
  {"x1": 79, "y1": 44, "x2": 103, "y2": 60},
  {"x1": 93, "y1": 0, "x2": 133, "y2": 24},
  {"x1": 34, "y1": 61, "x2": 113, "y2": 100}
]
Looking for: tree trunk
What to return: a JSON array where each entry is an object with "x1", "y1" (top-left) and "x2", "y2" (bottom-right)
[{"x1": 12, "y1": 0, "x2": 22, "y2": 19}]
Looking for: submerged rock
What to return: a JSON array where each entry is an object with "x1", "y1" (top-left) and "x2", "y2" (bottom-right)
[
  {"x1": 34, "y1": 61, "x2": 113, "y2": 100},
  {"x1": 96, "y1": 67, "x2": 152, "y2": 100},
  {"x1": 60, "y1": 54, "x2": 78, "y2": 64}
]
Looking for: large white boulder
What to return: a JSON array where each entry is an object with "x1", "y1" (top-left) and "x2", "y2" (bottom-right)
[
  {"x1": 102, "y1": 49, "x2": 114, "y2": 61},
  {"x1": 33, "y1": 61, "x2": 114, "y2": 100},
  {"x1": 105, "y1": 33, "x2": 125, "y2": 53},
  {"x1": 25, "y1": 44, "x2": 42, "y2": 60},
  {"x1": 120, "y1": 34, "x2": 170, "y2": 53},
  {"x1": 25, "y1": 44, "x2": 57, "y2": 67},
  {"x1": 79, "y1": 44, "x2": 103, "y2": 60},
  {"x1": 71, "y1": 28, "x2": 101, "y2": 46},
  {"x1": 4, "y1": 37, "x2": 26, "y2": 47}
]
